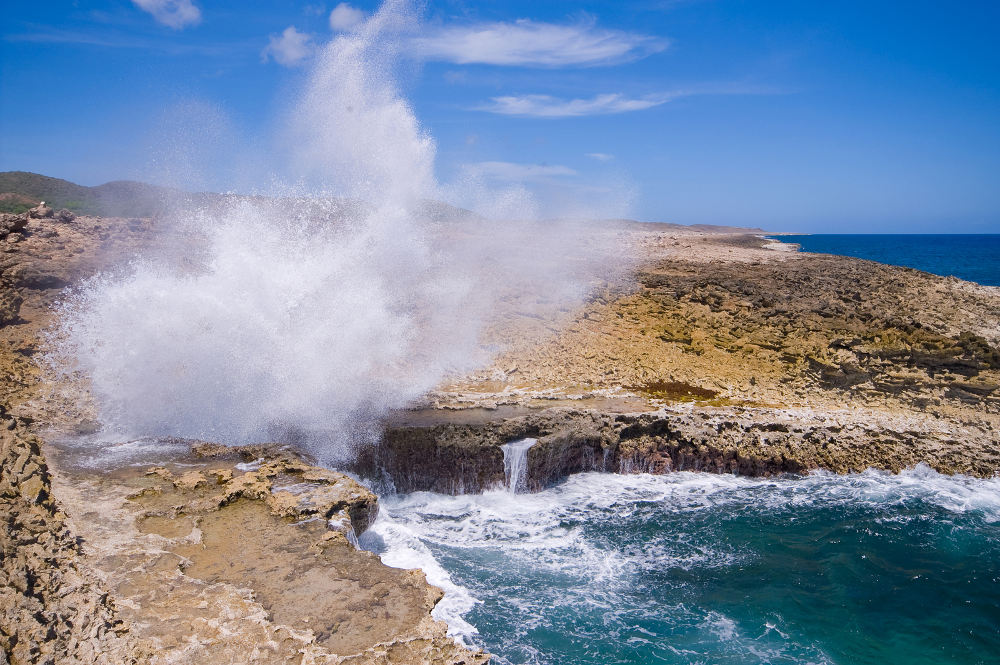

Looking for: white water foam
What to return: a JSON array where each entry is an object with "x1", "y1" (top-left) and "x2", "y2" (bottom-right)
[
  {"x1": 368, "y1": 465, "x2": 1000, "y2": 656},
  {"x1": 360, "y1": 514, "x2": 483, "y2": 644}
]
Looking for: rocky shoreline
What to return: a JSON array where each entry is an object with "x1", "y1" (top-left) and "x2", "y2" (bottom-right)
[
  {"x1": 0, "y1": 208, "x2": 486, "y2": 664},
  {"x1": 1, "y1": 204, "x2": 999, "y2": 663},
  {"x1": 370, "y1": 400, "x2": 999, "y2": 495}
]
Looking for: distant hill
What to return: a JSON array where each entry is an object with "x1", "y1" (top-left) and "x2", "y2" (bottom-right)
[
  {"x1": 0, "y1": 171, "x2": 768, "y2": 234},
  {"x1": 599, "y1": 218, "x2": 767, "y2": 235},
  {"x1": 0, "y1": 171, "x2": 203, "y2": 216}
]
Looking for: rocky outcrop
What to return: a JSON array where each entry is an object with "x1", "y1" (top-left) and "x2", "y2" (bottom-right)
[
  {"x1": 28, "y1": 203, "x2": 53, "y2": 219},
  {"x1": 0, "y1": 408, "x2": 149, "y2": 665},
  {"x1": 374, "y1": 404, "x2": 1000, "y2": 494},
  {"x1": 0, "y1": 214, "x2": 28, "y2": 239},
  {"x1": 0, "y1": 212, "x2": 489, "y2": 665},
  {"x1": 44, "y1": 441, "x2": 488, "y2": 665},
  {"x1": 144, "y1": 442, "x2": 380, "y2": 538},
  {"x1": 449, "y1": 242, "x2": 1000, "y2": 422}
]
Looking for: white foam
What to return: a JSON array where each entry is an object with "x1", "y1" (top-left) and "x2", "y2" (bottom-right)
[
  {"x1": 235, "y1": 457, "x2": 264, "y2": 472},
  {"x1": 369, "y1": 466, "x2": 1000, "y2": 647},
  {"x1": 363, "y1": 517, "x2": 482, "y2": 644}
]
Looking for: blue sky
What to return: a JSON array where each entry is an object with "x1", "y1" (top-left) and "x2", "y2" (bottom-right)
[{"x1": 2, "y1": 0, "x2": 999, "y2": 232}]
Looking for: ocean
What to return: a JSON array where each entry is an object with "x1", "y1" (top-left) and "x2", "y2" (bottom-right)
[
  {"x1": 364, "y1": 467, "x2": 1000, "y2": 665},
  {"x1": 768, "y1": 234, "x2": 1000, "y2": 286}
]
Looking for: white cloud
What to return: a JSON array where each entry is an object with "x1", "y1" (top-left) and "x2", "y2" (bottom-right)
[
  {"x1": 587, "y1": 153, "x2": 615, "y2": 161},
  {"x1": 466, "y1": 161, "x2": 577, "y2": 182},
  {"x1": 131, "y1": 0, "x2": 201, "y2": 29},
  {"x1": 478, "y1": 93, "x2": 676, "y2": 118},
  {"x1": 412, "y1": 19, "x2": 665, "y2": 67},
  {"x1": 329, "y1": 3, "x2": 365, "y2": 31},
  {"x1": 261, "y1": 26, "x2": 314, "y2": 67}
]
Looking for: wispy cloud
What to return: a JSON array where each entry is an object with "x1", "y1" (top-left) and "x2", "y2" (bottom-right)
[
  {"x1": 3, "y1": 27, "x2": 239, "y2": 56},
  {"x1": 131, "y1": 0, "x2": 201, "y2": 30},
  {"x1": 261, "y1": 26, "x2": 314, "y2": 66},
  {"x1": 412, "y1": 19, "x2": 665, "y2": 67},
  {"x1": 329, "y1": 3, "x2": 365, "y2": 31},
  {"x1": 477, "y1": 92, "x2": 678, "y2": 118},
  {"x1": 477, "y1": 84, "x2": 785, "y2": 118},
  {"x1": 465, "y1": 161, "x2": 578, "y2": 182},
  {"x1": 587, "y1": 152, "x2": 615, "y2": 161}
]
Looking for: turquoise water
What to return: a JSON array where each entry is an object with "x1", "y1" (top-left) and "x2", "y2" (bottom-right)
[
  {"x1": 366, "y1": 468, "x2": 1000, "y2": 665},
  {"x1": 769, "y1": 234, "x2": 1000, "y2": 286}
]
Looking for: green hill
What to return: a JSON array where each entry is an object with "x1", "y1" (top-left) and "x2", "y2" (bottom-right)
[{"x1": 0, "y1": 171, "x2": 188, "y2": 216}]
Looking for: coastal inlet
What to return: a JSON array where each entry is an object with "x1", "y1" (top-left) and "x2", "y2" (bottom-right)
[{"x1": 366, "y1": 465, "x2": 1000, "y2": 665}]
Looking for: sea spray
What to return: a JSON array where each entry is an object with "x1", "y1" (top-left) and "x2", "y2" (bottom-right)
[{"x1": 48, "y1": 0, "x2": 627, "y2": 461}]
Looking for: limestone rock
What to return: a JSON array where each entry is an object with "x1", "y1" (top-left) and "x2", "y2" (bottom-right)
[
  {"x1": 0, "y1": 213, "x2": 27, "y2": 238},
  {"x1": 28, "y1": 203, "x2": 53, "y2": 219},
  {"x1": 0, "y1": 290, "x2": 23, "y2": 326},
  {"x1": 0, "y1": 419, "x2": 149, "y2": 665}
]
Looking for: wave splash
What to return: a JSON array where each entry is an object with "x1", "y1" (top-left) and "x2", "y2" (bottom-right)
[{"x1": 49, "y1": 0, "x2": 623, "y2": 461}]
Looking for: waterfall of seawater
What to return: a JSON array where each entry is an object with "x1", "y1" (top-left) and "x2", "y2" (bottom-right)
[{"x1": 501, "y1": 438, "x2": 537, "y2": 494}]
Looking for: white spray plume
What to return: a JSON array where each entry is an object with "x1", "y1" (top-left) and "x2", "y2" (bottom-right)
[{"x1": 52, "y1": 0, "x2": 630, "y2": 463}]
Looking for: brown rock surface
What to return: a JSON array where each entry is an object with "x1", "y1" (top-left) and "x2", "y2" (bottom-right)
[
  {"x1": 43, "y1": 442, "x2": 486, "y2": 665},
  {"x1": 415, "y1": 232, "x2": 1000, "y2": 487},
  {"x1": 0, "y1": 413, "x2": 149, "y2": 665},
  {"x1": 28, "y1": 203, "x2": 53, "y2": 219}
]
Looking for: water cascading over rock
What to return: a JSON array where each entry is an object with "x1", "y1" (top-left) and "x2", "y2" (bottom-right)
[{"x1": 501, "y1": 438, "x2": 537, "y2": 494}]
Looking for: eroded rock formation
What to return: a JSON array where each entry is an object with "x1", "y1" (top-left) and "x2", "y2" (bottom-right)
[
  {"x1": 374, "y1": 403, "x2": 999, "y2": 494},
  {"x1": 0, "y1": 412, "x2": 148, "y2": 665}
]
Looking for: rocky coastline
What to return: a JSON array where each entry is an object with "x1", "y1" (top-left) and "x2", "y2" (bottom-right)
[
  {"x1": 1, "y1": 202, "x2": 998, "y2": 663},
  {"x1": 0, "y1": 208, "x2": 486, "y2": 664},
  {"x1": 371, "y1": 402, "x2": 998, "y2": 495}
]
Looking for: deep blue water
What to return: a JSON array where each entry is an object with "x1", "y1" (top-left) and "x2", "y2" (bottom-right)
[
  {"x1": 368, "y1": 468, "x2": 1000, "y2": 665},
  {"x1": 768, "y1": 234, "x2": 1000, "y2": 286}
]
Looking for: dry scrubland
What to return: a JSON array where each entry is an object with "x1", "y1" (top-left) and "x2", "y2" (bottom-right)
[{"x1": 2, "y1": 205, "x2": 999, "y2": 663}]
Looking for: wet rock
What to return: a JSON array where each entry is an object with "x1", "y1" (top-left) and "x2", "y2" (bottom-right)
[{"x1": 372, "y1": 403, "x2": 1000, "y2": 494}]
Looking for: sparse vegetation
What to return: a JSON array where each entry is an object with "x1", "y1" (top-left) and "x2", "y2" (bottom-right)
[{"x1": 0, "y1": 171, "x2": 191, "y2": 217}]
